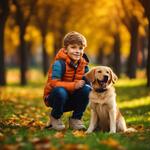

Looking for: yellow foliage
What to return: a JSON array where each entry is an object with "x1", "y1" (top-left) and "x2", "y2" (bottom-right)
[
  {"x1": 25, "y1": 26, "x2": 42, "y2": 54},
  {"x1": 45, "y1": 32, "x2": 54, "y2": 55},
  {"x1": 5, "y1": 0, "x2": 146, "y2": 60},
  {"x1": 5, "y1": 25, "x2": 19, "y2": 56},
  {"x1": 120, "y1": 25, "x2": 130, "y2": 58}
]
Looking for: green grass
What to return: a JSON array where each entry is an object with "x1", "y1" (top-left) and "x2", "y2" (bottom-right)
[{"x1": 0, "y1": 69, "x2": 150, "y2": 150}]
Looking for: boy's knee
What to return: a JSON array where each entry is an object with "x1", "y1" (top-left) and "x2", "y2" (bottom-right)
[
  {"x1": 76, "y1": 84, "x2": 91, "y2": 103},
  {"x1": 53, "y1": 87, "x2": 68, "y2": 101}
]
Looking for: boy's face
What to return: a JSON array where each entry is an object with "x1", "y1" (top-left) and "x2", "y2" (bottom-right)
[{"x1": 65, "y1": 44, "x2": 85, "y2": 62}]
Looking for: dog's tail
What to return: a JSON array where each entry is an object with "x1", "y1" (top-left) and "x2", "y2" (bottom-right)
[{"x1": 125, "y1": 127, "x2": 137, "y2": 133}]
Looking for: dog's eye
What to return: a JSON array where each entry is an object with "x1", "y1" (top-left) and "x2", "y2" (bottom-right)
[
  {"x1": 106, "y1": 71, "x2": 109, "y2": 74},
  {"x1": 98, "y1": 70, "x2": 102, "y2": 73}
]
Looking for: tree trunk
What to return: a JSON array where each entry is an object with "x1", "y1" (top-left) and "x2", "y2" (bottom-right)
[
  {"x1": 0, "y1": 23, "x2": 6, "y2": 85},
  {"x1": 138, "y1": 0, "x2": 150, "y2": 86},
  {"x1": 19, "y1": 27, "x2": 28, "y2": 85},
  {"x1": 53, "y1": 12, "x2": 67, "y2": 55},
  {"x1": 113, "y1": 33, "x2": 121, "y2": 77},
  {"x1": 147, "y1": 18, "x2": 150, "y2": 87},
  {"x1": 97, "y1": 47, "x2": 104, "y2": 65},
  {"x1": 0, "y1": 0, "x2": 9, "y2": 85},
  {"x1": 53, "y1": 31, "x2": 65, "y2": 55},
  {"x1": 42, "y1": 35, "x2": 49, "y2": 76},
  {"x1": 127, "y1": 18, "x2": 139, "y2": 78}
]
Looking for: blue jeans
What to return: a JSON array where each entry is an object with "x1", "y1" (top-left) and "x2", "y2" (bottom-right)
[{"x1": 47, "y1": 84, "x2": 91, "y2": 119}]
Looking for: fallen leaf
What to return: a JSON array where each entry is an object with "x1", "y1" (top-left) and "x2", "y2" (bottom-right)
[
  {"x1": 72, "y1": 130, "x2": 86, "y2": 137},
  {"x1": 54, "y1": 132, "x2": 64, "y2": 138},
  {"x1": 16, "y1": 137, "x2": 23, "y2": 142},
  {"x1": 2, "y1": 144, "x2": 20, "y2": 150},
  {"x1": 30, "y1": 137, "x2": 57, "y2": 150},
  {"x1": 63, "y1": 144, "x2": 89, "y2": 150},
  {"x1": 34, "y1": 143, "x2": 56, "y2": 150},
  {"x1": 100, "y1": 138, "x2": 126, "y2": 150},
  {"x1": 0, "y1": 132, "x2": 5, "y2": 141}
]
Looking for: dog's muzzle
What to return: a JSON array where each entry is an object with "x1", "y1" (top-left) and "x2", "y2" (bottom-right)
[
  {"x1": 97, "y1": 75, "x2": 108, "y2": 84},
  {"x1": 103, "y1": 75, "x2": 108, "y2": 82}
]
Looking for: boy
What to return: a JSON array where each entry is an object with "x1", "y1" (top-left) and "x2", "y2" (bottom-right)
[{"x1": 43, "y1": 31, "x2": 91, "y2": 131}]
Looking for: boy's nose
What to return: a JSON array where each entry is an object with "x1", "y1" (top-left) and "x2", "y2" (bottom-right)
[{"x1": 75, "y1": 49, "x2": 80, "y2": 52}]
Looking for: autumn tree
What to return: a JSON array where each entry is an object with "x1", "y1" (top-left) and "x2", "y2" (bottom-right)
[
  {"x1": 113, "y1": 32, "x2": 121, "y2": 77},
  {"x1": 12, "y1": 0, "x2": 36, "y2": 85},
  {"x1": 119, "y1": 0, "x2": 144, "y2": 78},
  {"x1": 33, "y1": 1, "x2": 53, "y2": 76},
  {"x1": 139, "y1": 0, "x2": 150, "y2": 87},
  {"x1": 34, "y1": 0, "x2": 78, "y2": 75},
  {"x1": 0, "y1": 0, "x2": 9, "y2": 85}
]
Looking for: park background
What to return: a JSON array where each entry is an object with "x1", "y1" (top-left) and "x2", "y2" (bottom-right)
[{"x1": 0, "y1": 0, "x2": 150, "y2": 150}]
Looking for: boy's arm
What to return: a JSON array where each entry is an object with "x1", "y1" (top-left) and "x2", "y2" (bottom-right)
[{"x1": 50, "y1": 60, "x2": 76, "y2": 91}]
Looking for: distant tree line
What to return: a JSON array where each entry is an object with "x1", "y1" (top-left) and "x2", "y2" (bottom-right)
[{"x1": 0, "y1": 0, "x2": 150, "y2": 87}]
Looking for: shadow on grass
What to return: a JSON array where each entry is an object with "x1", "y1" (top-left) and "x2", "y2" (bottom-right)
[
  {"x1": 116, "y1": 85, "x2": 150, "y2": 101},
  {"x1": 121, "y1": 104, "x2": 150, "y2": 127},
  {"x1": 121, "y1": 105, "x2": 150, "y2": 115}
]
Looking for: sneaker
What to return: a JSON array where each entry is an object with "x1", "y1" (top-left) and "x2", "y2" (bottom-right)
[
  {"x1": 69, "y1": 118, "x2": 86, "y2": 130},
  {"x1": 46, "y1": 115, "x2": 65, "y2": 131}
]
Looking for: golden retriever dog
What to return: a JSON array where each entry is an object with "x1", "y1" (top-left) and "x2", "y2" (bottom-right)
[{"x1": 85, "y1": 66, "x2": 135, "y2": 133}]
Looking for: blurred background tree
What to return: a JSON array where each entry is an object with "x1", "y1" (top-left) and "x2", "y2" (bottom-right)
[
  {"x1": 0, "y1": 0, "x2": 149, "y2": 87},
  {"x1": 139, "y1": 0, "x2": 150, "y2": 86},
  {"x1": 0, "y1": 0, "x2": 9, "y2": 85}
]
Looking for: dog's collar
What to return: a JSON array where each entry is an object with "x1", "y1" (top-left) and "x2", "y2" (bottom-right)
[{"x1": 94, "y1": 88, "x2": 107, "y2": 93}]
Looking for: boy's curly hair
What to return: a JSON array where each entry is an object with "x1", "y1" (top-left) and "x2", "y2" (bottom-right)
[{"x1": 63, "y1": 31, "x2": 87, "y2": 48}]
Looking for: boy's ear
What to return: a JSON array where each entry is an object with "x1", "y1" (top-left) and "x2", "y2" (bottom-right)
[{"x1": 84, "y1": 68, "x2": 96, "y2": 82}]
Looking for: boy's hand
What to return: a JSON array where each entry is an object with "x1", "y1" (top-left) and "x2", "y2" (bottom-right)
[{"x1": 75, "y1": 80, "x2": 85, "y2": 89}]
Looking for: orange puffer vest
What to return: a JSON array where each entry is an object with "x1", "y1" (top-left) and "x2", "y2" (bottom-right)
[{"x1": 43, "y1": 48, "x2": 88, "y2": 106}]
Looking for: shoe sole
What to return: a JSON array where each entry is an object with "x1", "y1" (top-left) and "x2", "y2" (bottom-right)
[{"x1": 45, "y1": 124, "x2": 65, "y2": 131}]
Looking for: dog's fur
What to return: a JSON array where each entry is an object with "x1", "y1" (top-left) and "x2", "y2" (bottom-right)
[{"x1": 85, "y1": 66, "x2": 135, "y2": 133}]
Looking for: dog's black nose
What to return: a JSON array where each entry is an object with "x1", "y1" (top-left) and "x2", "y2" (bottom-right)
[{"x1": 104, "y1": 75, "x2": 108, "y2": 82}]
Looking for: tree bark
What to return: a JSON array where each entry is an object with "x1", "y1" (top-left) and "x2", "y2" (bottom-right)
[
  {"x1": 19, "y1": 27, "x2": 28, "y2": 85},
  {"x1": 97, "y1": 47, "x2": 104, "y2": 65},
  {"x1": 147, "y1": 19, "x2": 150, "y2": 86},
  {"x1": 53, "y1": 31, "x2": 65, "y2": 55},
  {"x1": 41, "y1": 34, "x2": 49, "y2": 76},
  {"x1": 53, "y1": 8, "x2": 68, "y2": 55},
  {"x1": 113, "y1": 33, "x2": 121, "y2": 77},
  {"x1": 127, "y1": 17, "x2": 139, "y2": 78},
  {"x1": 0, "y1": 0, "x2": 9, "y2": 85},
  {"x1": 139, "y1": 0, "x2": 150, "y2": 87},
  {"x1": 12, "y1": 0, "x2": 35, "y2": 85},
  {"x1": 0, "y1": 23, "x2": 6, "y2": 85}
]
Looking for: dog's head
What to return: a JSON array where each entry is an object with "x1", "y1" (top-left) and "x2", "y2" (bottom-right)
[{"x1": 84, "y1": 66, "x2": 118, "y2": 90}]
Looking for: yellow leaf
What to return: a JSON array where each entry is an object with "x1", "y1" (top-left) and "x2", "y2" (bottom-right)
[
  {"x1": 63, "y1": 144, "x2": 89, "y2": 150},
  {"x1": 0, "y1": 132, "x2": 5, "y2": 141},
  {"x1": 72, "y1": 130, "x2": 86, "y2": 137},
  {"x1": 100, "y1": 138, "x2": 126, "y2": 150},
  {"x1": 54, "y1": 132, "x2": 64, "y2": 138},
  {"x1": 2, "y1": 144, "x2": 20, "y2": 150}
]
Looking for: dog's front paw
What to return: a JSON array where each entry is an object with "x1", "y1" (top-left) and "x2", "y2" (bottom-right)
[
  {"x1": 85, "y1": 130, "x2": 92, "y2": 134},
  {"x1": 109, "y1": 130, "x2": 116, "y2": 134}
]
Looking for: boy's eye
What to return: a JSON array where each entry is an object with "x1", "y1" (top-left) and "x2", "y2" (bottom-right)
[{"x1": 79, "y1": 47, "x2": 83, "y2": 50}]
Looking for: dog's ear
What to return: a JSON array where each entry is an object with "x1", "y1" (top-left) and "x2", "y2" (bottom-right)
[
  {"x1": 84, "y1": 68, "x2": 96, "y2": 82},
  {"x1": 109, "y1": 68, "x2": 118, "y2": 84}
]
